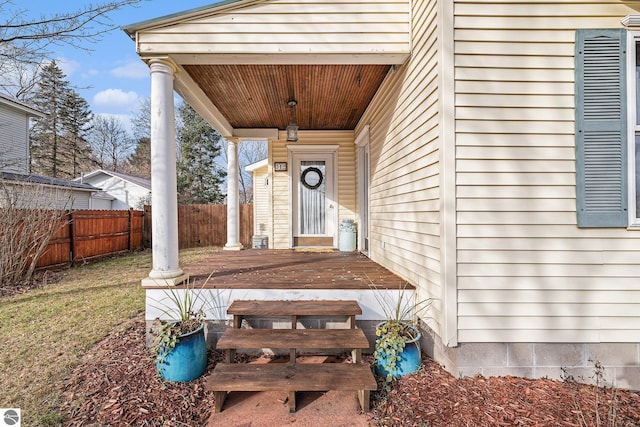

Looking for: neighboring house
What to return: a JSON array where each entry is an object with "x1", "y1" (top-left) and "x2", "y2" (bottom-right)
[
  {"x1": 0, "y1": 93, "x2": 39, "y2": 174},
  {"x1": 245, "y1": 159, "x2": 269, "y2": 245},
  {"x1": 124, "y1": 1, "x2": 640, "y2": 388},
  {"x1": 0, "y1": 93, "x2": 97, "y2": 209},
  {"x1": 77, "y1": 169, "x2": 151, "y2": 210}
]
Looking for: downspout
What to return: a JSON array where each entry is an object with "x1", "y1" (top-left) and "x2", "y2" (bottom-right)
[{"x1": 438, "y1": 0, "x2": 458, "y2": 347}]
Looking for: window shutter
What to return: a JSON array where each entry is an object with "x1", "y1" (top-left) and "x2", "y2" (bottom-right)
[{"x1": 575, "y1": 29, "x2": 628, "y2": 227}]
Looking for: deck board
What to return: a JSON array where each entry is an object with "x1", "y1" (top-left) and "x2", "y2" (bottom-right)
[
  {"x1": 227, "y1": 299, "x2": 362, "y2": 316},
  {"x1": 208, "y1": 362, "x2": 377, "y2": 392},
  {"x1": 217, "y1": 328, "x2": 371, "y2": 349},
  {"x1": 179, "y1": 249, "x2": 408, "y2": 290}
]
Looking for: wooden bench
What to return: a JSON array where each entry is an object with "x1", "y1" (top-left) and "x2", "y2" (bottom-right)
[{"x1": 207, "y1": 300, "x2": 377, "y2": 413}]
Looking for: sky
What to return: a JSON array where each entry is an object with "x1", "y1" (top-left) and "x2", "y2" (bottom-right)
[{"x1": 22, "y1": 0, "x2": 217, "y2": 131}]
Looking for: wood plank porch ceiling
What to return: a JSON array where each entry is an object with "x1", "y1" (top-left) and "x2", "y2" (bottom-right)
[
  {"x1": 183, "y1": 64, "x2": 391, "y2": 130},
  {"x1": 182, "y1": 249, "x2": 409, "y2": 290}
]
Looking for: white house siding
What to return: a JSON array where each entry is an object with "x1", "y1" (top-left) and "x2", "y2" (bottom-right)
[
  {"x1": 454, "y1": 0, "x2": 640, "y2": 344},
  {"x1": 356, "y1": 0, "x2": 444, "y2": 338},
  {"x1": 82, "y1": 175, "x2": 150, "y2": 210},
  {"x1": 0, "y1": 183, "x2": 91, "y2": 210},
  {"x1": 270, "y1": 130, "x2": 356, "y2": 249},
  {"x1": 251, "y1": 163, "x2": 270, "y2": 237},
  {"x1": 0, "y1": 104, "x2": 29, "y2": 174},
  {"x1": 135, "y1": 0, "x2": 411, "y2": 58}
]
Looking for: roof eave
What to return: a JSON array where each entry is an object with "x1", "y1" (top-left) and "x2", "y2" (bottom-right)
[{"x1": 121, "y1": 0, "x2": 254, "y2": 38}]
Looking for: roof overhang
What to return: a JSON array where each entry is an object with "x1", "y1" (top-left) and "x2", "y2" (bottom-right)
[
  {"x1": 245, "y1": 158, "x2": 268, "y2": 172},
  {"x1": 0, "y1": 93, "x2": 45, "y2": 118},
  {"x1": 123, "y1": 0, "x2": 411, "y2": 138}
]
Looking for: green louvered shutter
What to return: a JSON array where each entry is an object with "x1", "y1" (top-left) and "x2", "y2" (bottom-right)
[{"x1": 575, "y1": 29, "x2": 628, "y2": 227}]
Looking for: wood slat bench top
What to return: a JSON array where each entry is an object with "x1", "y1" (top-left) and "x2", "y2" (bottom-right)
[
  {"x1": 217, "y1": 328, "x2": 371, "y2": 350},
  {"x1": 227, "y1": 299, "x2": 362, "y2": 317},
  {"x1": 207, "y1": 362, "x2": 377, "y2": 392}
]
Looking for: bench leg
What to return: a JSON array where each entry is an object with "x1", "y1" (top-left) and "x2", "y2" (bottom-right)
[
  {"x1": 288, "y1": 391, "x2": 296, "y2": 413},
  {"x1": 357, "y1": 390, "x2": 370, "y2": 412},
  {"x1": 214, "y1": 391, "x2": 228, "y2": 413}
]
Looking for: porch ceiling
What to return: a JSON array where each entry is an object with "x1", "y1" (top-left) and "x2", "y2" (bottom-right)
[{"x1": 182, "y1": 64, "x2": 391, "y2": 130}]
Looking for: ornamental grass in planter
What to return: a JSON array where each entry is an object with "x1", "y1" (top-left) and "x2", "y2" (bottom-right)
[
  {"x1": 371, "y1": 283, "x2": 434, "y2": 384},
  {"x1": 149, "y1": 281, "x2": 210, "y2": 382}
]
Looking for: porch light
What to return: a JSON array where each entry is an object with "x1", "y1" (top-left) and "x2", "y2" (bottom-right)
[{"x1": 286, "y1": 100, "x2": 298, "y2": 142}]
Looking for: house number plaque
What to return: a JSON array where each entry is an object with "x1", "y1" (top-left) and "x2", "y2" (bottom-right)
[{"x1": 274, "y1": 162, "x2": 287, "y2": 172}]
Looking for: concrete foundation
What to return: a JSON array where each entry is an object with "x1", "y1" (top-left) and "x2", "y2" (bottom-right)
[
  {"x1": 146, "y1": 315, "x2": 640, "y2": 390},
  {"x1": 417, "y1": 320, "x2": 640, "y2": 390}
]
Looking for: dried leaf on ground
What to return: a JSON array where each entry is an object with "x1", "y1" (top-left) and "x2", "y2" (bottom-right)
[{"x1": 60, "y1": 315, "x2": 640, "y2": 426}]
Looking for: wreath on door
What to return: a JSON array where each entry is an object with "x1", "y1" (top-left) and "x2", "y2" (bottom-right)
[{"x1": 301, "y1": 166, "x2": 323, "y2": 190}]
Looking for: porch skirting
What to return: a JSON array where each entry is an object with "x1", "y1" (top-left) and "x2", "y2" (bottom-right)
[
  {"x1": 420, "y1": 321, "x2": 640, "y2": 391},
  {"x1": 146, "y1": 315, "x2": 640, "y2": 390}
]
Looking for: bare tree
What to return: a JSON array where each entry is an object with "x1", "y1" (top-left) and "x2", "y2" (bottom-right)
[
  {"x1": 0, "y1": 179, "x2": 71, "y2": 286},
  {"x1": 219, "y1": 139, "x2": 268, "y2": 204},
  {"x1": 0, "y1": 0, "x2": 145, "y2": 99},
  {"x1": 89, "y1": 115, "x2": 133, "y2": 172},
  {"x1": 122, "y1": 97, "x2": 151, "y2": 178},
  {"x1": 131, "y1": 96, "x2": 150, "y2": 141}
]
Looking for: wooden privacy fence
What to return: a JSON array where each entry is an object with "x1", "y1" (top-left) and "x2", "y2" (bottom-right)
[
  {"x1": 37, "y1": 209, "x2": 144, "y2": 269},
  {"x1": 143, "y1": 204, "x2": 253, "y2": 249}
]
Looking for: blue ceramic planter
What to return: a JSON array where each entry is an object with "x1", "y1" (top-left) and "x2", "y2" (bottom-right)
[
  {"x1": 156, "y1": 323, "x2": 207, "y2": 382},
  {"x1": 374, "y1": 323, "x2": 422, "y2": 379}
]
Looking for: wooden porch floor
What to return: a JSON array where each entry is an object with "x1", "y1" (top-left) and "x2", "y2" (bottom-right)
[{"x1": 183, "y1": 249, "x2": 408, "y2": 290}]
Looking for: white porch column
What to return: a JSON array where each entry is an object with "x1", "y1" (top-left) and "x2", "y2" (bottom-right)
[
  {"x1": 143, "y1": 58, "x2": 188, "y2": 285},
  {"x1": 224, "y1": 138, "x2": 243, "y2": 251}
]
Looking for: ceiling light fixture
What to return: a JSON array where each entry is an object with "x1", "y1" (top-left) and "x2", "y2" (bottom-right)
[{"x1": 286, "y1": 100, "x2": 298, "y2": 142}]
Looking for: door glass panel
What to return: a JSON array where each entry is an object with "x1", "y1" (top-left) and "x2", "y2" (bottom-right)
[{"x1": 300, "y1": 161, "x2": 326, "y2": 234}]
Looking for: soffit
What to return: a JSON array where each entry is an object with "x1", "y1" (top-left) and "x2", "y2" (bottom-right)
[{"x1": 182, "y1": 64, "x2": 391, "y2": 130}]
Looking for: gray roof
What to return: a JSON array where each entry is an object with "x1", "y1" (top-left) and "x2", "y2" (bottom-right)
[
  {"x1": 78, "y1": 169, "x2": 151, "y2": 191},
  {"x1": 1, "y1": 172, "x2": 98, "y2": 191},
  {"x1": 0, "y1": 93, "x2": 45, "y2": 117}
]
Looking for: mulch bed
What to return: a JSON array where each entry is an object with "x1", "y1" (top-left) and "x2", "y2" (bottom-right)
[{"x1": 60, "y1": 314, "x2": 640, "y2": 426}]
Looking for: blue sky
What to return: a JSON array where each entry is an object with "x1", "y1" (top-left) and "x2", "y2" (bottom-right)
[{"x1": 23, "y1": 0, "x2": 217, "y2": 130}]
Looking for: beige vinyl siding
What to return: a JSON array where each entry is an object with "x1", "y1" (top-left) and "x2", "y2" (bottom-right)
[
  {"x1": 455, "y1": 0, "x2": 640, "y2": 343},
  {"x1": 252, "y1": 164, "x2": 270, "y2": 237},
  {"x1": 269, "y1": 137, "x2": 288, "y2": 249},
  {"x1": 0, "y1": 104, "x2": 29, "y2": 174},
  {"x1": 136, "y1": 0, "x2": 410, "y2": 58},
  {"x1": 356, "y1": 0, "x2": 444, "y2": 336},
  {"x1": 269, "y1": 130, "x2": 356, "y2": 249}
]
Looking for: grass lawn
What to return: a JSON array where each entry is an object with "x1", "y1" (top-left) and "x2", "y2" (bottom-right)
[{"x1": 0, "y1": 247, "x2": 218, "y2": 426}]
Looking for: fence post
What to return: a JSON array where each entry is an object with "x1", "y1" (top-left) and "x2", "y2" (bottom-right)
[
  {"x1": 68, "y1": 211, "x2": 75, "y2": 265},
  {"x1": 128, "y1": 208, "x2": 133, "y2": 252}
]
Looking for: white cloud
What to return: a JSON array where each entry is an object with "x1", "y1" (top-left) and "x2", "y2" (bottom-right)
[
  {"x1": 111, "y1": 60, "x2": 149, "y2": 79},
  {"x1": 93, "y1": 88, "x2": 139, "y2": 109},
  {"x1": 56, "y1": 57, "x2": 81, "y2": 77}
]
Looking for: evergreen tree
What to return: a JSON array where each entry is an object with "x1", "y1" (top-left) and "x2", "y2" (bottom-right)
[
  {"x1": 29, "y1": 60, "x2": 72, "y2": 178},
  {"x1": 124, "y1": 137, "x2": 151, "y2": 179},
  {"x1": 60, "y1": 89, "x2": 93, "y2": 178},
  {"x1": 176, "y1": 102, "x2": 226, "y2": 204}
]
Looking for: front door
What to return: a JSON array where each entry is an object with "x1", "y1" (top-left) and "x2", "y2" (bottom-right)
[{"x1": 292, "y1": 152, "x2": 336, "y2": 247}]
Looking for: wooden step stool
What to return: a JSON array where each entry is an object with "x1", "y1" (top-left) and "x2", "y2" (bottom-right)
[{"x1": 206, "y1": 299, "x2": 377, "y2": 413}]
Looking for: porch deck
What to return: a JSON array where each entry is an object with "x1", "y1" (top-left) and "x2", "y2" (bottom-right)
[{"x1": 182, "y1": 249, "x2": 408, "y2": 290}]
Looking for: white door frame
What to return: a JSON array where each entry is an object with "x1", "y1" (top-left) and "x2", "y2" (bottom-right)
[
  {"x1": 355, "y1": 126, "x2": 370, "y2": 255},
  {"x1": 287, "y1": 144, "x2": 339, "y2": 248}
]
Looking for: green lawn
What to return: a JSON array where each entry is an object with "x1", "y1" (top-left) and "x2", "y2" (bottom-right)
[{"x1": 0, "y1": 247, "x2": 218, "y2": 426}]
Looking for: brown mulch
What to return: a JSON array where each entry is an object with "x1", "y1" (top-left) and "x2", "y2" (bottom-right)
[{"x1": 60, "y1": 315, "x2": 640, "y2": 426}]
